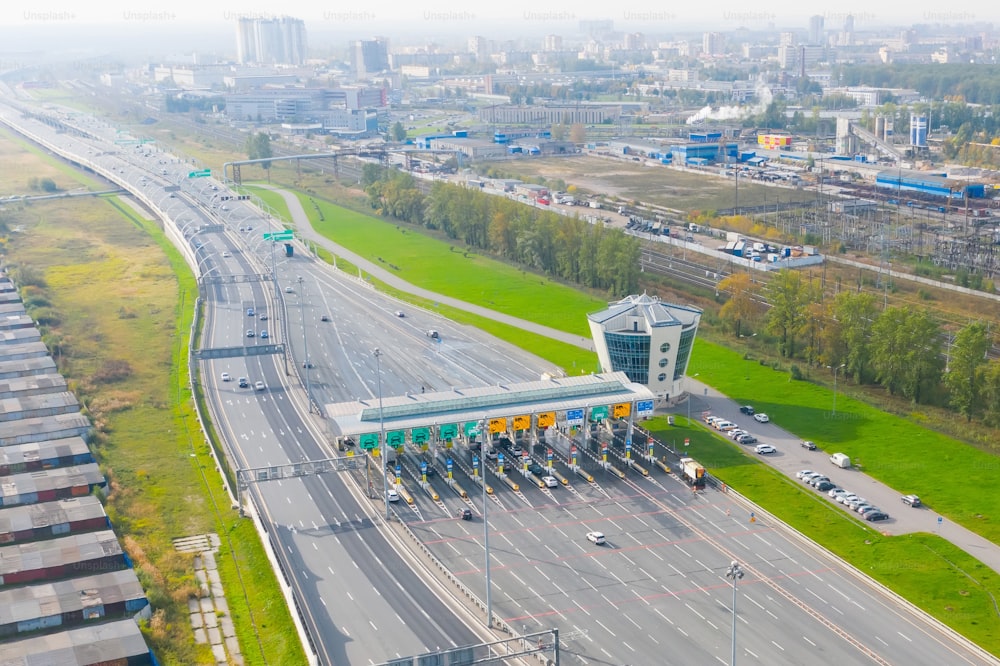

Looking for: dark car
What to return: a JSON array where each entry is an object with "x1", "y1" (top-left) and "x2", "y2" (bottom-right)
[
  {"x1": 815, "y1": 481, "x2": 836, "y2": 492},
  {"x1": 528, "y1": 462, "x2": 546, "y2": 477},
  {"x1": 801, "y1": 440, "x2": 817, "y2": 450},
  {"x1": 865, "y1": 511, "x2": 890, "y2": 521},
  {"x1": 739, "y1": 405, "x2": 755, "y2": 415},
  {"x1": 459, "y1": 508, "x2": 473, "y2": 521},
  {"x1": 736, "y1": 434, "x2": 757, "y2": 445}
]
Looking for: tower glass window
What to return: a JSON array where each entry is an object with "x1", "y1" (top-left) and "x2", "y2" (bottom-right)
[
  {"x1": 603, "y1": 332, "x2": 650, "y2": 384},
  {"x1": 659, "y1": 342, "x2": 671, "y2": 353},
  {"x1": 673, "y1": 326, "x2": 697, "y2": 380}
]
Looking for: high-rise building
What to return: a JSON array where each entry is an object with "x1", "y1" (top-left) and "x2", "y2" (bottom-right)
[
  {"x1": 808, "y1": 15, "x2": 824, "y2": 45},
  {"x1": 623, "y1": 32, "x2": 644, "y2": 50},
  {"x1": 235, "y1": 17, "x2": 307, "y2": 65},
  {"x1": 352, "y1": 38, "x2": 390, "y2": 79},
  {"x1": 543, "y1": 34, "x2": 563, "y2": 52},
  {"x1": 779, "y1": 31, "x2": 795, "y2": 47},
  {"x1": 702, "y1": 32, "x2": 723, "y2": 56},
  {"x1": 468, "y1": 35, "x2": 489, "y2": 61}
]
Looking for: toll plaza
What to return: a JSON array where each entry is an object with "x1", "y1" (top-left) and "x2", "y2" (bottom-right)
[{"x1": 324, "y1": 372, "x2": 659, "y2": 503}]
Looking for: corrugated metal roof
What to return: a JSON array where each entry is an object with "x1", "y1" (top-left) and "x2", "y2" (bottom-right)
[
  {"x1": 0, "y1": 618, "x2": 150, "y2": 664},
  {"x1": 0, "y1": 437, "x2": 91, "y2": 469},
  {"x1": 0, "y1": 529, "x2": 123, "y2": 577},
  {"x1": 0, "y1": 463, "x2": 106, "y2": 503},
  {"x1": 325, "y1": 371, "x2": 657, "y2": 437},
  {"x1": 0, "y1": 569, "x2": 145, "y2": 627},
  {"x1": 0, "y1": 496, "x2": 106, "y2": 535}
]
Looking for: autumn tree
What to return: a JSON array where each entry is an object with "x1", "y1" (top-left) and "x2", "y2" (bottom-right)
[
  {"x1": 764, "y1": 269, "x2": 817, "y2": 357},
  {"x1": 717, "y1": 272, "x2": 762, "y2": 338},
  {"x1": 944, "y1": 321, "x2": 992, "y2": 421}
]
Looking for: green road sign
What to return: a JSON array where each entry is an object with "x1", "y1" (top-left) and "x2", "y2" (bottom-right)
[
  {"x1": 590, "y1": 405, "x2": 609, "y2": 421},
  {"x1": 387, "y1": 431, "x2": 406, "y2": 447},
  {"x1": 463, "y1": 421, "x2": 479, "y2": 437},
  {"x1": 439, "y1": 423, "x2": 458, "y2": 440},
  {"x1": 187, "y1": 169, "x2": 211, "y2": 178},
  {"x1": 263, "y1": 230, "x2": 294, "y2": 241},
  {"x1": 359, "y1": 433, "x2": 379, "y2": 450},
  {"x1": 411, "y1": 427, "x2": 430, "y2": 445}
]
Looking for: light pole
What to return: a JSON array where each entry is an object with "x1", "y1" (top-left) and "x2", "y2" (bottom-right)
[
  {"x1": 479, "y1": 418, "x2": 493, "y2": 629},
  {"x1": 726, "y1": 560, "x2": 744, "y2": 665},
  {"x1": 297, "y1": 276, "x2": 310, "y2": 412},
  {"x1": 827, "y1": 363, "x2": 846, "y2": 415},
  {"x1": 374, "y1": 348, "x2": 389, "y2": 521}
]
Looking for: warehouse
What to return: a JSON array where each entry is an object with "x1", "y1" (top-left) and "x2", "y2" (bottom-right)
[
  {"x1": 0, "y1": 530, "x2": 130, "y2": 587},
  {"x1": 0, "y1": 355, "x2": 57, "y2": 380},
  {"x1": 0, "y1": 436, "x2": 94, "y2": 475},
  {"x1": 0, "y1": 618, "x2": 155, "y2": 665},
  {"x1": 0, "y1": 463, "x2": 106, "y2": 508},
  {"x1": 0, "y1": 372, "x2": 67, "y2": 399},
  {"x1": 875, "y1": 170, "x2": 986, "y2": 199},
  {"x1": 0, "y1": 412, "x2": 93, "y2": 446},
  {"x1": 0, "y1": 390, "x2": 81, "y2": 423}
]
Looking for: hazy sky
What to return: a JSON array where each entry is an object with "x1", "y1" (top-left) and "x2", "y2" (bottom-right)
[{"x1": 0, "y1": 1, "x2": 990, "y2": 30}]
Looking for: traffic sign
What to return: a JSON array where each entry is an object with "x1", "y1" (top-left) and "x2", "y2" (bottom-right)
[
  {"x1": 684, "y1": 438, "x2": 690, "y2": 446},
  {"x1": 590, "y1": 405, "x2": 609, "y2": 421},
  {"x1": 566, "y1": 408, "x2": 584, "y2": 425},
  {"x1": 387, "y1": 431, "x2": 405, "y2": 447},
  {"x1": 440, "y1": 423, "x2": 458, "y2": 440},
  {"x1": 411, "y1": 427, "x2": 430, "y2": 445},
  {"x1": 263, "y1": 230, "x2": 294, "y2": 241},
  {"x1": 613, "y1": 402, "x2": 631, "y2": 418},
  {"x1": 187, "y1": 169, "x2": 211, "y2": 178},
  {"x1": 359, "y1": 433, "x2": 379, "y2": 450}
]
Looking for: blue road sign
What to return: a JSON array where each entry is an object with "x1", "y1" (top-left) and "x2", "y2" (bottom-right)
[
  {"x1": 566, "y1": 408, "x2": 584, "y2": 425},
  {"x1": 636, "y1": 399, "x2": 655, "y2": 416},
  {"x1": 447, "y1": 458, "x2": 453, "y2": 469}
]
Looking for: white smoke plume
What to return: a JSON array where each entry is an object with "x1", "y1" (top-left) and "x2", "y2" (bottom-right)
[{"x1": 685, "y1": 83, "x2": 774, "y2": 125}]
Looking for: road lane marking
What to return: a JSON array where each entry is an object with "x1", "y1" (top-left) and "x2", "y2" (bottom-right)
[
  {"x1": 898, "y1": 632, "x2": 912, "y2": 642},
  {"x1": 803, "y1": 636, "x2": 816, "y2": 646},
  {"x1": 771, "y1": 641, "x2": 784, "y2": 651}
]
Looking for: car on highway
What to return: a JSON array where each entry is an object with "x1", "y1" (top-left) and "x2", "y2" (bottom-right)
[
  {"x1": 284, "y1": 286, "x2": 293, "y2": 293},
  {"x1": 220, "y1": 372, "x2": 231, "y2": 382},
  {"x1": 259, "y1": 313, "x2": 268, "y2": 321},
  {"x1": 320, "y1": 315, "x2": 330, "y2": 322},
  {"x1": 395, "y1": 310, "x2": 405, "y2": 317},
  {"x1": 528, "y1": 462, "x2": 545, "y2": 476},
  {"x1": 801, "y1": 440, "x2": 817, "y2": 450},
  {"x1": 902, "y1": 494, "x2": 922, "y2": 507},
  {"x1": 753, "y1": 413, "x2": 770, "y2": 423},
  {"x1": 254, "y1": 380, "x2": 265, "y2": 391},
  {"x1": 247, "y1": 307, "x2": 255, "y2": 316},
  {"x1": 260, "y1": 330, "x2": 269, "y2": 339},
  {"x1": 222, "y1": 251, "x2": 230, "y2": 258},
  {"x1": 586, "y1": 531, "x2": 606, "y2": 545},
  {"x1": 246, "y1": 330, "x2": 254, "y2": 338},
  {"x1": 511, "y1": 443, "x2": 524, "y2": 456},
  {"x1": 739, "y1": 405, "x2": 755, "y2": 415},
  {"x1": 865, "y1": 511, "x2": 890, "y2": 521},
  {"x1": 754, "y1": 443, "x2": 776, "y2": 455},
  {"x1": 427, "y1": 329, "x2": 440, "y2": 339},
  {"x1": 386, "y1": 489, "x2": 400, "y2": 503},
  {"x1": 485, "y1": 448, "x2": 498, "y2": 460},
  {"x1": 541, "y1": 476, "x2": 559, "y2": 488},
  {"x1": 238, "y1": 377, "x2": 249, "y2": 388},
  {"x1": 458, "y1": 508, "x2": 473, "y2": 520}
]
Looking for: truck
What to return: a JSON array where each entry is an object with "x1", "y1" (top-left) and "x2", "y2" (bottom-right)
[
  {"x1": 284, "y1": 243, "x2": 294, "y2": 257},
  {"x1": 678, "y1": 457, "x2": 706, "y2": 487}
]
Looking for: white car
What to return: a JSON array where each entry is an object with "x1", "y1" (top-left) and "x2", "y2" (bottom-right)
[
  {"x1": 838, "y1": 493, "x2": 860, "y2": 505},
  {"x1": 753, "y1": 413, "x2": 770, "y2": 423},
  {"x1": 220, "y1": 372, "x2": 231, "y2": 382},
  {"x1": 796, "y1": 469, "x2": 815, "y2": 480},
  {"x1": 284, "y1": 286, "x2": 293, "y2": 293},
  {"x1": 386, "y1": 489, "x2": 400, "y2": 503},
  {"x1": 728, "y1": 429, "x2": 747, "y2": 439},
  {"x1": 586, "y1": 531, "x2": 606, "y2": 545},
  {"x1": 829, "y1": 488, "x2": 849, "y2": 501},
  {"x1": 254, "y1": 381, "x2": 265, "y2": 391},
  {"x1": 542, "y1": 476, "x2": 559, "y2": 488},
  {"x1": 755, "y1": 443, "x2": 776, "y2": 455}
]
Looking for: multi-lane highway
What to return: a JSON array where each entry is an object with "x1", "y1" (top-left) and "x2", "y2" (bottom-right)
[{"x1": 2, "y1": 100, "x2": 997, "y2": 666}]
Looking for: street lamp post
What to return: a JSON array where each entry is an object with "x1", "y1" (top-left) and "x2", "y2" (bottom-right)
[
  {"x1": 374, "y1": 348, "x2": 389, "y2": 521},
  {"x1": 297, "y1": 276, "x2": 310, "y2": 412},
  {"x1": 726, "y1": 560, "x2": 744, "y2": 665},
  {"x1": 828, "y1": 363, "x2": 846, "y2": 415},
  {"x1": 479, "y1": 418, "x2": 493, "y2": 629}
]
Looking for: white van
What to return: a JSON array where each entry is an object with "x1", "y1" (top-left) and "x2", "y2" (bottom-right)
[{"x1": 830, "y1": 452, "x2": 851, "y2": 468}]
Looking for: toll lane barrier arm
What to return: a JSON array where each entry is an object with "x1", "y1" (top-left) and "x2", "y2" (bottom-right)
[
  {"x1": 575, "y1": 468, "x2": 594, "y2": 483},
  {"x1": 501, "y1": 476, "x2": 520, "y2": 492},
  {"x1": 397, "y1": 486, "x2": 415, "y2": 505}
]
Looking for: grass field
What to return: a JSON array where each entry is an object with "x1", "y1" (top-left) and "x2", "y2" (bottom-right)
[
  {"x1": 495, "y1": 156, "x2": 819, "y2": 211},
  {"x1": 1, "y1": 132, "x2": 303, "y2": 664}
]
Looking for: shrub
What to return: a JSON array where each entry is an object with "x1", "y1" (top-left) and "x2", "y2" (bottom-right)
[
  {"x1": 789, "y1": 364, "x2": 804, "y2": 381},
  {"x1": 92, "y1": 359, "x2": 133, "y2": 383}
]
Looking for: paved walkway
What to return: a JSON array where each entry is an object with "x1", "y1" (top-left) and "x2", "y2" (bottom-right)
[
  {"x1": 175, "y1": 533, "x2": 243, "y2": 665},
  {"x1": 261, "y1": 186, "x2": 1000, "y2": 577}
]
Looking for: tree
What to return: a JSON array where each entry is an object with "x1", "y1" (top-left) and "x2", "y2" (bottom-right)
[
  {"x1": 717, "y1": 273, "x2": 762, "y2": 338},
  {"x1": 569, "y1": 124, "x2": 586, "y2": 143},
  {"x1": 391, "y1": 121, "x2": 407, "y2": 142},
  {"x1": 246, "y1": 132, "x2": 273, "y2": 182},
  {"x1": 871, "y1": 307, "x2": 944, "y2": 403},
  {"x1": 39, "y1": 177, "x2": 57, "y2": 192},
  {"x1": 764, "y1": 269, "x2": 814, "y2": 357},
  {"x1": 944, "y1": 321, "x2": 992, "y2": 421},
  {"x1": 833, "y1": 291, "x2": 877, "y2": 384}
]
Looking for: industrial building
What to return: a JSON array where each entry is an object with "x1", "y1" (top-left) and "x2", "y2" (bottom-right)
[
  {"x1": 670, "y1": 142, "x2": 739, "y2": 166},
  {"x1": 0, "y1": 355, "x2": 56, "y2": 380},
  {"x1": 0, "y1": 496, "x2": 109, "y2": 545},
  {"x1": 0, "y1": 391, "x2": 80, "y2": 423},
  {"x1": 0, "y1": 530, "x2": 131, "y2": 587},
  {"x1": 0, "y1": 373, "x2": 67, "y2": 399},
  {"x1": 479, "y1": 104, "x2": 621, "y2": 125},
  {"x1": 0, "y1": 412, "x2": 92, "y2": 446},
  {"x1": 876, "y1": 170, "x2": 986, "y2": 199},
  {"x1": 587, "y1": 293, "x2": 702, "y2": 400}
]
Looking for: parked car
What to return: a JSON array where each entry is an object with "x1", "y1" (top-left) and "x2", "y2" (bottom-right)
[
  {"x1": 808, "y1": 476, "x2": 831, "y2": 487},
  {"x1": 815, "y1": 481, "x2": 836, "y2": 492},
  {"x1": 801, "y1": 440, "x2": 817, "y2": 450},
  {"x1": 715, "y1": 421, "x2": 738, "y2": 431},
  {"x1": 865, "y1": 511, "x2": 890, "y2": 521},
  {"x1": 838, "y1": 493, "x2": 860, "y2": 505},
  {"x1": 739, "y1": 405, "x2": 755, "y2": 415},
  {"x1": 858, "y1": 505, "x2": 881, "y2": 516},
  {"x1": 728, "y1": 429, "x2": 747, "y2": 439},
  {"x1": 901, "y1": 494, "x2": 922, "y2": 507},
  {"x1": 753, "y1": 413, "x2": 770, "y2": 423},
  {"x1": 801, "y1": 472, "x2": 822, "y2": 483},
  {"x1": 736, "y1": 434, "x2": 757, "y2": 445},
  {"x1": 755, "y1": 443, "x2": 776, "y2": 455},
  {"x1": 829, "y1": 489, "x2": 849, "y2": 501},
  {"x1": 796, "y1": 469, "x2": 815, "y2": 480},
  {"x1": 586, "y1": 531, "x2": 606, "y2": 545}
]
